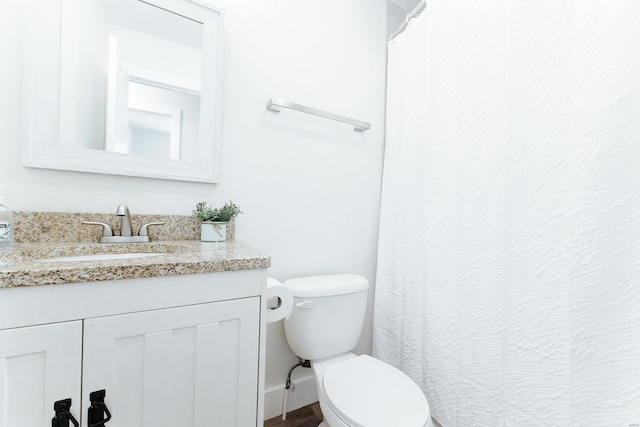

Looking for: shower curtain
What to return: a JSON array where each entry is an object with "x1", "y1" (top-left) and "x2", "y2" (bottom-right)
[{"x1": 373, "y1": 1, "x2": 640, "y2": 426}]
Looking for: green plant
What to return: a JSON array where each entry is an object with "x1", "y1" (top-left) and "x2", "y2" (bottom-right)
[{"x1": 192, "y1": 201, "x2": 242, "y2": 222}]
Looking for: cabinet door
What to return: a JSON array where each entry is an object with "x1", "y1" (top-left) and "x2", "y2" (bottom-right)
[
  {"x1": 0, "y1": 321, "x2": 82, "y2": 427},
  {"x1": 82, "y1": 298, "x2": 260, "y2": 427}
]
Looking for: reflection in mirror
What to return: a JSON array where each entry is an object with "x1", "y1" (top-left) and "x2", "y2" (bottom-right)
[
  {"x1": 22, "y1": 0, "x2": 223, "y2": 182},
  {"x1": 59, "y1": 0, "x2": 203, "y2": 161}
]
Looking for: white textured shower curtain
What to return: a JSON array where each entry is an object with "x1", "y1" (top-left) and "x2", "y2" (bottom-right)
[{"x1": 373, "y1": 1, "x2": 640, "y2": 426}]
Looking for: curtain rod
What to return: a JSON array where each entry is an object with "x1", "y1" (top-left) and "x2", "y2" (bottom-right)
[{"x1": 389, "y1": 0, "x2": 427, "y2": 41}]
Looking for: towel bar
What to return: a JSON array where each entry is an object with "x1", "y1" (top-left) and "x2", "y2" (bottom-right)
[{"x1": 266, "y1": 98, "x2": 371, "y2": 132}]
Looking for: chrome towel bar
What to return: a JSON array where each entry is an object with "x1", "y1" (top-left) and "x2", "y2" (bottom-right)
[{"x1": 266, "y1": 98, "x2": 371, "y2": 132}]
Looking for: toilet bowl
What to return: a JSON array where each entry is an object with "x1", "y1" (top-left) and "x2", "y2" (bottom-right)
[{"x1": 283, "y1": 274, "x2": 432, "y2": 427}]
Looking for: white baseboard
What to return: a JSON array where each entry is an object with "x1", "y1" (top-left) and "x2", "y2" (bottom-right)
[{"x1": 264, "y1": 374, "x2": 319, "y2": 421}]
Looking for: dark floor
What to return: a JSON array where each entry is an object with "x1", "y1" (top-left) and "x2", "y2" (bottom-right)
[
  {"x1": 264, "y1": 402, "x2": 323, "y2": 427},
  {"x1": 264, "y1": 402, "x2": 442, "y2": 427}
]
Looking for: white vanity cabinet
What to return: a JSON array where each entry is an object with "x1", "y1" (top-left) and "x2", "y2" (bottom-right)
[
  {"x1": 0, "y1": 321, "x2": 82, "y2": 426},
  {"x1": 82, "y1": 298, "x2": 260, "y2": 426},
  {"x1": 0, "y1": 269, "x2": 267, "y2": 427}
]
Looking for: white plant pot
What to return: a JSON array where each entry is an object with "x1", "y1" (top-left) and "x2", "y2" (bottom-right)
[{"x1": 200, "y1": 222, "x2": 226, "y2": 242}]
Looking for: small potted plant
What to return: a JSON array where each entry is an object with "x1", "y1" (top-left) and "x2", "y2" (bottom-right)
[{"x1": 192, "y1": 201, "x2": 242, "y2": 242}]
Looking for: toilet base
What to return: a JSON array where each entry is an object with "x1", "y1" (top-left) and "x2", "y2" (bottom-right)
[{"x1": 317, "y1": 422, "x2": 328, "y2": 427}]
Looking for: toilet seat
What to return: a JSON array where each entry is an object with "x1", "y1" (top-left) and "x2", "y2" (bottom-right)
[{"x1": 322, "y1": 355, "x2": 431, "y2": 427}]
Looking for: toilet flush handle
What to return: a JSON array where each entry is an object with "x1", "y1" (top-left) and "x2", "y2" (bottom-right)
[{"x1": 296, "y1": 301, "x2": 314, "y2": 309}]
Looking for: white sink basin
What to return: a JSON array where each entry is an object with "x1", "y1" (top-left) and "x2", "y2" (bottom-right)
[{"x1": 43, "y1": 253, "x2": 166, "y2": 262}]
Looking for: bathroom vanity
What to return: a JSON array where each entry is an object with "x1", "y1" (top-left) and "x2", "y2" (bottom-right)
[{"x1": 0, "y1": 239, "x2": 270, "y2": 427}]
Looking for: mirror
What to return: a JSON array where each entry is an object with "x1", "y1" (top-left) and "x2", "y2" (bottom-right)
[{"x1": 22, "y1": 0, "x2": 223, "y2": 183}]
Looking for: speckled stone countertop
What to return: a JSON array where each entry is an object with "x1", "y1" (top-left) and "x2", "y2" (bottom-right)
[
  {"x1": 13, "y1": 211, "x2": 235, "y2": 243},
  {"x1": 0, "y1": 240, "x2": 271, "y2": 288}
]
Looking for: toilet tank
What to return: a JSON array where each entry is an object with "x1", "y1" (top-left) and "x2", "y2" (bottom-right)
[{"x1": 284, "y1": 274, "x2": 369, "y2": 361}]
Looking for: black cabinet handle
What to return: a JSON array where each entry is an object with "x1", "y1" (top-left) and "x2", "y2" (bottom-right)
[
  {"x1": 88, "y1": 390, "x2": 112, "y2": 427},
  {"x1": 52, "y1": 398, "x2": 79, "y2": 427}
]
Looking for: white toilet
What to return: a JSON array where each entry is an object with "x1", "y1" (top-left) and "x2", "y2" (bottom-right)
[{"x1": 283, "y1": 274, "x2": 433, "y2": 427}]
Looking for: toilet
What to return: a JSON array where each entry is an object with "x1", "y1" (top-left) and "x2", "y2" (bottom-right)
[{"x1": 283, "y1": 274, "x2": 433, "y2": 427}]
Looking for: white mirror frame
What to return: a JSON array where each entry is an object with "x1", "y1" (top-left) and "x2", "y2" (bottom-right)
[{"x1": 21, "y1": 0, "x2": 224, "y2": 183}]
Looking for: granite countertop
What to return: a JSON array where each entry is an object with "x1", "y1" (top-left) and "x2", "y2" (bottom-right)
[{"x1": 0, "y1": 240, "x2": 271, "y2": 288}]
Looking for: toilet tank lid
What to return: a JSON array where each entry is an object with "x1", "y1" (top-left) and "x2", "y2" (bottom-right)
[{"x1": 284, "y1": 274, "x2": 369, "y2": 297}]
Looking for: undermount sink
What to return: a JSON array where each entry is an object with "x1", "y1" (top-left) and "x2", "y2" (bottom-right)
[{"x1": 43, "y1": 253, "x2": 167, "y2": 263}]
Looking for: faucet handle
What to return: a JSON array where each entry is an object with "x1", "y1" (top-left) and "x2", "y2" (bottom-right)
[
  {"x1": 138, "y1": 222, "x2": 166, "y2": 237},
  {"x1": 82, "y1": 221, "x2": 114, "y2": 237}
]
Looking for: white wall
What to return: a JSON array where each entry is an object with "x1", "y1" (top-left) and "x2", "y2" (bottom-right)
[{"x1": 0, "y1": 0, "x2": 387, "y2": 419}]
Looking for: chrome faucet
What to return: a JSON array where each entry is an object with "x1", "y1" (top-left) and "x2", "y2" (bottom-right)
[
  {"x1": 82, "y1": 205, "x2": 165, "y2": 243},
  {"x1": 116, "y1": 204, "x2": 133, "y2": 237}
]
